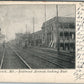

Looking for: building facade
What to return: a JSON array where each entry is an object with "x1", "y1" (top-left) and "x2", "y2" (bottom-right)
[
  {"x1": 0, "y1": 29, "x2": 5, "y2": 44},
  {"x1": 15, "y1": 31, "x2": 42, "y2": 47},
  {"x1": 32, "y1": 30, "x2": 42, "y2": 46},
  {"x1": 41, "y1": 17, "x2": 75, "y2": 52},
  {"x1": 15, "y1": 33, "x2": 24, "y2": 47}
]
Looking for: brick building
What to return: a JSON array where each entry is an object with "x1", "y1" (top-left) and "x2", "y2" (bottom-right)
[{"x1": 41, "y1": 16, "x2": 75, "y2": 52}]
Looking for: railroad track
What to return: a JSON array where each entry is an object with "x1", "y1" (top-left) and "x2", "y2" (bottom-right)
[
  {"x1": 33, "y1": 47, "x2": 75, "y2": 57},
  {"x1": 26, "y1": 48, "x2": 74, "y2": 68},
  {"x1": 31, "y1": 47, "x2": 75, "y2": 63},
  {"x1": 0, "y1": 44, "x2": 32, "y2": 69},
  {"x1": 8, "y1": 43, "x2": 74, "y2": 69},
  {"x1": 30, "y1": 47, "x2": 75, "y2": 63},
  {"x1": 8, "y1": 45, "x2": 32, "y2": 69},
  {"x1": 15, "y1": 47, "x2": 67, "y2": 68},
  {"x1": 0, "y1": 47, "x2": 5, "y2": 69}
]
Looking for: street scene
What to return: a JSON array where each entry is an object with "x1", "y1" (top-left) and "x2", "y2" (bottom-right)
[{"x1": 0, "y1": 4, "x2": 75, "y2": 69}]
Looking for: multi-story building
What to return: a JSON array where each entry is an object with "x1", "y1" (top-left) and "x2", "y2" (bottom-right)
[
  {"x1": 41, "y1": 16, "x2": 75, "y2": 52},
  {"x1": 15, "y1": 33, "x2": 24, "y2": 46},
  {"x1": 0, "y1": 34, "x2": 5, "y2": 44},
  {"x1": 0, "y1": 28, "x2": 5, "y2": 44},
  {"x1": 15, "y1": 31, "x2": 42, "y2": 47},
  {"x1": 15, "y1": 33, "x2": 27, "y2": 47},
  {"x1": 32, "y1": 30, "x2": 42, "y2": 46}
]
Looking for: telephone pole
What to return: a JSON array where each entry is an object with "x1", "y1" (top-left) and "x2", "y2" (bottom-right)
[
  {"x1": 26, "y1": 24, "x2": 28, "y2": 47},
  {"x1": 44, "y1": 4, "x2": 47, "y2": 46},
  {"x1": 26, "y1": 24, "x2": 27, "y2": 34},
  {"x1": 33, "y1": 17, "x2": 34, "y2": 35},
  {"x1": 0, "y1": 28, "x2": 1, "y2": 34},
  {"x1": 33, "y1": 17, "x2": 35, "y2": 46},
  {"x1": 56, "y1": 5, "x2": 60, "y2": 52},
  {"x1": 45, "y1": 4, "x2": 46, "y2": 23}
]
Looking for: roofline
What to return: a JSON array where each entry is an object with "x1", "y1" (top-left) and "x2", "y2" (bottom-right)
[{"x1": 42, "y1": 16, "x2": 75, "y2": 28}]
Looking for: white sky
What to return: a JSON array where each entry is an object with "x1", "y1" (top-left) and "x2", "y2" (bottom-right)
[{"x1": 0, "y1": 4, "x2": 75, "y2": 41}]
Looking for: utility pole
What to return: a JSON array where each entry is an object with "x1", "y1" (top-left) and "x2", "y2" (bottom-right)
[
  {"x1": 26, "y1": 24, "x2": 28, "y2": 47},
  {"x1": 56, "y1": 5, "x2": 60, "y2": 52},
  {"x1": 0, "y1": 28, "x2": 1, "y2": 34},
  {"x1": 44, "y1": 4, "x2": 47, "y2": 46},
  {"x1": 33, "y1": 17, "x2": 34, "y2": 35},
  {"x1": 45, "y1": 4, "x2": 46, "y2": 23},
  {"x1": 33, "y1": 17, "x2": 35, "y2": 46},
  {"x1": 26, "y1": 24, "x2": 27, "y2": 34}
]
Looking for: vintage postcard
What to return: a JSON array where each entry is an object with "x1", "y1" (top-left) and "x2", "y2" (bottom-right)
[{"x1": 0, "y1": 1, "x2": 83, "y2": 83}]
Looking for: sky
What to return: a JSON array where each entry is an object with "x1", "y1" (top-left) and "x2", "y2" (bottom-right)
[{"x1": 0, "y1": 4, "x2": 75, "y2": 41}]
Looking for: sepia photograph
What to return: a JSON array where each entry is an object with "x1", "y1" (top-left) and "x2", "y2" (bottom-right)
[{"x1": 0, "y1": 4, "x2": 75, "y2": 69}]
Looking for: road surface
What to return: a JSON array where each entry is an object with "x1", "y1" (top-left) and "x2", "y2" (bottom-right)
[{"x1": 0, "y1": 43, "x2": 75, "y2": 69}]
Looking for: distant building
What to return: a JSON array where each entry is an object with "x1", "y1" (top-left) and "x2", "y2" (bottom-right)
[
  {"x1": 0, "y1": 34, "x2": 5, "y2": 44},
  {"x1": 32, "y1": 30, "x2": 42, "y2": 46},
  {"x1": 15, "y1": 33, "x2": 33, "y2": 47},
  {"x1": 41, "y1": 16, "x2": 75, "y2": 52},
  {"x1": 0, "y1": 28, "x2": 5, "y2": 44},
  {"x1": 15, "y1": 33, "x2": 24, "y2": 47}
]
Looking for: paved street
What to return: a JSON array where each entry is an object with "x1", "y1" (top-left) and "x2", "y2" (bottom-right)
[{"x1": 0, "y1": 43, "x2": 75, "y2": 69}]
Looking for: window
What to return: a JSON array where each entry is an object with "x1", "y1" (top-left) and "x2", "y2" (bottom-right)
[
  {"x1": 60, "y1": 32, "x2": 63, "y2": 40},
  {"x1": 64, "y1": 23, "x2": 69, "y2": 28},
  {"x1": 51, "y1": 25, "x2": 53, "y2": 31},
  {"x1": 59, "y1": 23, "x2": 63, "y2": 28},
  {"x1": 60, "y1": 23, "x2": 69, "y2": 28},
  {"x1": 69, "y1": 23, "x2": 75, "y2": 28}
]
